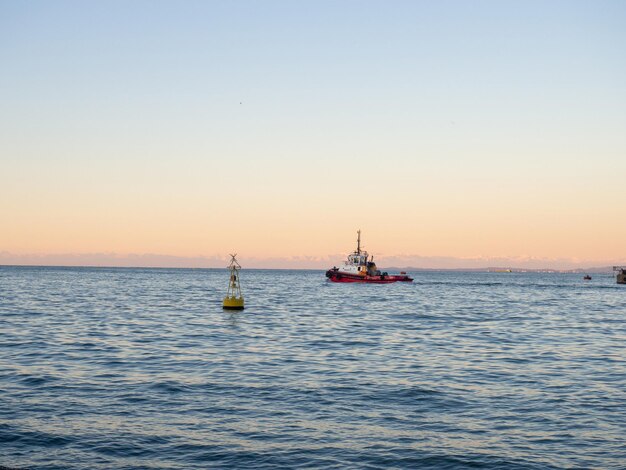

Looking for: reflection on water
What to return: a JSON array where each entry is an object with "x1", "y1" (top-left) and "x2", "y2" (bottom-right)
[{"x1": 0, "y1": 267, "x2": 625, "y2": 469}]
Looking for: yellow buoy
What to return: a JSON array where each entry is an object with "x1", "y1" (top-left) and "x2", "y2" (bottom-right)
[{"x1": 223, "y1": 253, "x2": 244, "y2": 310}]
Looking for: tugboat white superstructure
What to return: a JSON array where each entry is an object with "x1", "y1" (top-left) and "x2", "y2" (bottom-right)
[{"x1": 325, "y1": 231, "x2": 413, "y2": 283}]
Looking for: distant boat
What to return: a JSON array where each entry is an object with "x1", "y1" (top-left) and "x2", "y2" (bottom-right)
[
  {"x1": 614, "y1": 266, "x2": 626, "y2": 285},
  {"x1": 583, "y1": 275, "x2": 592, "y2": 281},
  {"x1": 325, "y1": 231, "x2": 413, "y2": 283}
]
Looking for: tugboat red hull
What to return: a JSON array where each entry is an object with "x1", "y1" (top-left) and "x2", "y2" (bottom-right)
[{"x1": 325, "y1": 270, "x2": 413, "y2": 283}]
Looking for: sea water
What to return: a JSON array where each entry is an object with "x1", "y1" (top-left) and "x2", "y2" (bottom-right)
[{"x1": 1, "y1": 266, "x2": 624, "y2": 469}]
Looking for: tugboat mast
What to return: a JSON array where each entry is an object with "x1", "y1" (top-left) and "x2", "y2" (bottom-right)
[{"x1": 356, "y1": 230, "x2": 361, "y2": 255}]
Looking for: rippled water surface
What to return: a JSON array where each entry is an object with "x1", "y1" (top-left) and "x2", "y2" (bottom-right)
[{"x1": 1, "y1": 266, "x2": 625, "y2": 469}]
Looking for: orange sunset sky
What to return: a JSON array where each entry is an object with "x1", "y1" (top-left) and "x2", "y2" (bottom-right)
[{"x1": 1, "y1": 2, "x2": 625, "y2": 269}]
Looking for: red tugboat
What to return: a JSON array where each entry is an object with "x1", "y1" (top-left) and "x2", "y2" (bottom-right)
[{"x1": 326, "y1": 231, "x2": 413, "y2": 283}]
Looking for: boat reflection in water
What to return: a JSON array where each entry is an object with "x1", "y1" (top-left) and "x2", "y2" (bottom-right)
[{"x1": 326, "y1": 231, "x2": 413, "y2": 284}]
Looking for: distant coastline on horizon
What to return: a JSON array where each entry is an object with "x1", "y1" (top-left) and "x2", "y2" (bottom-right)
[
  {"x1": 1, "y1": 264, "x2": 620, "y2": 275},
  {"x1": 1, "y1": 251, "x2": 623, "y2": 274}
]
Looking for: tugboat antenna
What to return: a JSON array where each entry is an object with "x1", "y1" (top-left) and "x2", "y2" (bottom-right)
[{"x1": 357, "y1": 229, "x2": 361, "y2": 255}]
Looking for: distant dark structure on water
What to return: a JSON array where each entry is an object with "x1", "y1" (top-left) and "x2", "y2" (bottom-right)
[{"x1": 614, "y1": 266, "x2": 626, "y2": 284}]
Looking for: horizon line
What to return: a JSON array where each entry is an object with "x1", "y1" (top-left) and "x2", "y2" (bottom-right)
[
  {"x1": 0, "y1": 263, "x2": 619, "y2": 273},
  {"x1": 1, "y1": 251, "x2": 624, "y2": 271}
]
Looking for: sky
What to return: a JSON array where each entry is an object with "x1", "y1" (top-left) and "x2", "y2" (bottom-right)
[{"x1": 1, "y1": 1, "x2": 625, "y2": 269}]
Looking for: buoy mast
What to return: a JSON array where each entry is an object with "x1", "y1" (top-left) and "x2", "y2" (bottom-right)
[{"x1": 223, "y1": 253, "x2": 244, "y2": 310}]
